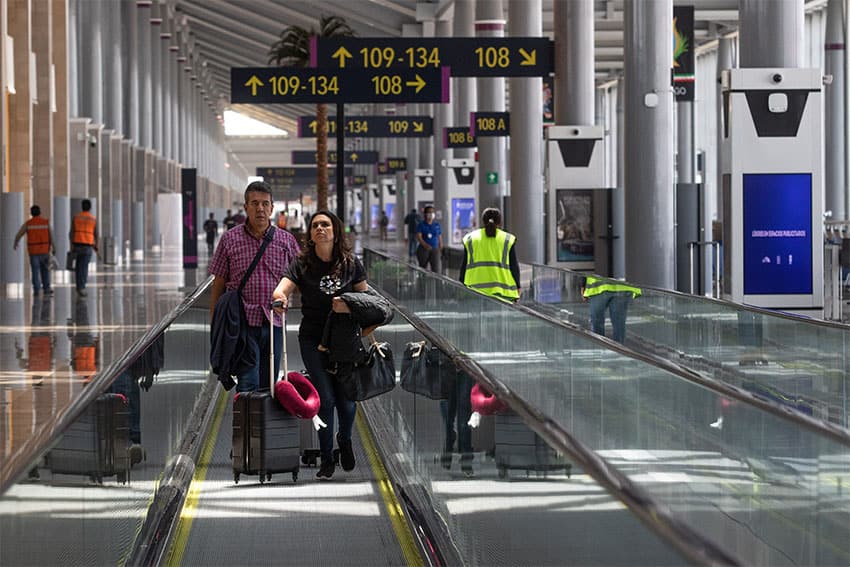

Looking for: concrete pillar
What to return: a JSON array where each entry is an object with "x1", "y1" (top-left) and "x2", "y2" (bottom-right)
[
  {"x1": 87, "y1": 123, "x2": 103, "y2": 225},
  {"x1": 739, "y1": 0, "x2": 804, "y2": 68},
  {"x1": 624, "y1": 0, "x2": 675, "y2": 288},
  {"x1": 433, "y1": 20, "x2": 452, "y2": 231},
  {"x1": 52, "y1": 0, "x2": 69, "y2": 199},
  {"x1": 453, "y1": 0, "x2": 476, "y2": 159},
  {"x1": 676, "y1": 98, "x2": 697, "y2": 293},
  {"x1": 68, "y1": 118, "x2": 89, "y2": 198},
  {"x1": 509, "y1": 0, "x2": 543, "y2": 262},
  {"x1": 79, "y1": 0, "x2": 101, "y2": 123},
  {"x1": 131, "y1": 147, "x2": 145, "y2": 258},
  {"x1": 475, "y1": 0, "x2": 506, "y2": 213},
  {"x1": 1, "y1": 192, "x2": 25, "y2": 289},
  {"x1": 121, "y1": 139, "x2": 132, "y2": 260},
  {"x1": 125, "y1": 1, "x2": 139, "y2": 144},
  {"x1": 555, "y1": 0, "x2": 594, "y2": 125},
  {"x1": 825, "y1": 0, "x2": 846, "y2": 221},
  {"x1": 8, "y1": 0, "x2": 33, "y2": 208},
  {"x1": 150, "y1": 1, "x2": 163, "y2": 154},
  {"x1": 102, "y1": 0, "x2": 122, "y2": 133},
  {"x1": 160, "y1": 14, "x2": 172, "y2": 161},
  {"x1": 67, "y1": 0, "x2": 78, "y2": 118},
  {"x1": 716, "y1": 37, "x2": 735, "y2": 225},
  {"x1": 614, "y1": 79, "x2": 626, "y2": 278},
  {"x1": 137, "y1": 1, "x2": 152, "y2": 149},
  {"x1": 32, "y1": 0, "x2": 53, "y2": 218},
  {"x1": 52, "y1": 194, "x2": 69, "y2": 279}
]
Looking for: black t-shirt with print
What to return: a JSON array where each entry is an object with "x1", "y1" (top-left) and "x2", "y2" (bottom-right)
[{"x1": 286, "y1": 255, "x2": 366, "y2": 341}]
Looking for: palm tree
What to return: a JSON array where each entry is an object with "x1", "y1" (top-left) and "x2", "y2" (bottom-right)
[{"x1": 269, "y1": 15, "x2": 355, "y2": 211}]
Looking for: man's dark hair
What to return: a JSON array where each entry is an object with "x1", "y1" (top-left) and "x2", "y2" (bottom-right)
[
  {"x1": 82, "y1": 199, "x2": 92, "y2": 211},
  {"x1": 424, "y1": 205, "x2": 434, "y2": 213},
  {"x1": 30, "y1": 205, "x2": 41, "y2": 216},
  {"x1": 244, "y1": 181, "x2": 272, "y2": 202}
]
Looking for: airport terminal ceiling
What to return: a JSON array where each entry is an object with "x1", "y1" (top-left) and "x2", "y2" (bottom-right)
[{"x1": 172, "y1": 0, "x2": 820, "y2": 161}]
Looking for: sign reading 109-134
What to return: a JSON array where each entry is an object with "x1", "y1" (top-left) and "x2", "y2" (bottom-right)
[{"x1": 231, "y1": 67, "x2": 450, "y2": 104}]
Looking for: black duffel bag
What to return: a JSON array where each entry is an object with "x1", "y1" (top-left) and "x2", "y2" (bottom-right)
[
  {"x1": 400, "y1": 341, "x2": 456, "y2": 400},
  {"x1": 338, "y1": 338, "x2": 396, "y2": 402}
]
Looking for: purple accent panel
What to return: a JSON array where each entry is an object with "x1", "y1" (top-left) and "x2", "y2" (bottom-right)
[
  {"x1": 474, "y1": 23, "x2": 505, "y2": 31},
  {"x1": 443, "y1": 128, "x2": 448, "y2": 149},
  {"x1": 297, "y1": 117, "x2": 304, "y2": 138},
  {"x1": 469, "y1": 112, "x2": 477, "y2": 136},
  {"x1": 309, "y1": 36, "x2": 317, "y2": 67},
  {"x1": 441, "y1": 66, "x2": 451, "y2": 103}
]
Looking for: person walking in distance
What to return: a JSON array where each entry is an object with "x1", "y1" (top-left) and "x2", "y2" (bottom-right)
[
  {"x1": 208, "y1": 181, "x2": 300, "y2": 393},
  {"x1": 203, "y1": 213, "x2": 219, "y2": 256},
  {"x1": 13, "y1": 205, "x2": 56, "y2": 296},
  {"x1": 403, "y1": 208, "x2": 421, "y2": 260},
  {"x1": 223, "y1": 209, "x2": 237, "y2": 232},
  {"x1": 379, "y1": 210, "x2": 389, "y2": 240},
  {"x1": 459, "y1": 208, "x2": 520, "y2": 303},
  {"x1": 70, "y1": 199, "x2": 98, "y2": 297},
  {"x1": 416, "y1": 205, "x2": 442, "y2": 273},
  {"x1": 272, "y1": 211, "x2": 368, "y2": 480}
]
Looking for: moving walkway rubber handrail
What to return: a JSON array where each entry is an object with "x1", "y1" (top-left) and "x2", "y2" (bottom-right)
[
  {"x1": 366, "y1": 249, "x2": 741, "y2": 566},
  {"x1": 0, "y1": 275, "x2": 215, "y2": 496}
]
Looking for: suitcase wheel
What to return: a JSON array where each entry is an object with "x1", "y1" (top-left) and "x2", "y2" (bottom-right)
[
  {"x1": 292, "y1": 470, "x2": 298, "y2": 483},
  {"x1": 259, "y1": 474, "x2": 265, "y2": 484},
  {"x1": 267, "y1": 473, "x2": 272, "y2": 482},
  {"x1": 116, "y1": 471, "x2": 127, "y2": 485},
  {"x1": 233, "y1": 472, "x2": 240, "y2": 484}
]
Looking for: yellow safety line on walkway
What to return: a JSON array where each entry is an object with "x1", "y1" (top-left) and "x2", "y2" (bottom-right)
[
  {"x1": 166, "y1": 390, "x2": 227, "y2": 567},
  {"x1": 356, "y1": 411, "x2": 424, "y2": 567}
]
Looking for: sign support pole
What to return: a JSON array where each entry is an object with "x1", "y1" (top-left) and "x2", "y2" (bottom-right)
[{"x1": 336, "y1": 102, "x2": 345, "y2": 220}]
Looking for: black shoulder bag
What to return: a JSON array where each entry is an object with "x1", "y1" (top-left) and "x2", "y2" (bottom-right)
[{"x1": 210, "y1": 227, "x2": 275, "y2": 390}]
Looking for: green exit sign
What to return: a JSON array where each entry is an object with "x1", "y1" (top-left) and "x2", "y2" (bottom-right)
[{"x1": 486, "y1": 171, "x2": 499, "y2": 184}]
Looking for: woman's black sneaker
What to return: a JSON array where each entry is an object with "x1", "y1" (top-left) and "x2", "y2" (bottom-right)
[
  {"x1": 337, "y1": 433, "x2": 356, "y2": 471},
  {"x1": 316, "y1": 459, "x2": 335, "y2": 480}
]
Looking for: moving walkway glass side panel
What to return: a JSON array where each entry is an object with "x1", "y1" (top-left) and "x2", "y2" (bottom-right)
[
  {"x1": 364, "y1": 317, "x2": 684, "y2": 566},
  {"x1": 528, "y1": 264, "x2": 850, "y2": 430},
  {"x1": 366, "y1": 251, "x2": 850, "y2": 566},
  {"x1": 0, "y1": 306, "x2": 211, "y2": 567}
]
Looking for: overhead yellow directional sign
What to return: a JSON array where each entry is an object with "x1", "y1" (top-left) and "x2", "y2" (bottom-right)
[
  {"x1": 470, "y1": 111, "x2": 510, "y2": 137},
  {"x1": 231, "y1": 67, "x2": 449, "y2": 104},
  {"x1": 297, "y1": 115, "x2": 433, "y2": 138},
  {"x1": 312, "y1": 37, "x2": 553, "y2": 77}
]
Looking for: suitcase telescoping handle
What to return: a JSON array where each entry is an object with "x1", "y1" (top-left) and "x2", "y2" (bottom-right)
[{"x1": 270, "y1": 300, "x2": 287, "y2": 390}]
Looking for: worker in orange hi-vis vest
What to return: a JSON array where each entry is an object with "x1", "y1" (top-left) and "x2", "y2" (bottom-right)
[
  {"x1": 69, "y1": 199, "x2": 98, "y2": 297},
  {"x1": 13, "y1": 205, "x2": 56, "y2": 296}
]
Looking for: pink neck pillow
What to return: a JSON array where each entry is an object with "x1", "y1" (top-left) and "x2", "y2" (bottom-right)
[
  {"x1": 274, "y1": 371, "x2": 320, "y2": 419},
  {"x1": 470, "y1": 383, "x2": 509, "y2": 415}
]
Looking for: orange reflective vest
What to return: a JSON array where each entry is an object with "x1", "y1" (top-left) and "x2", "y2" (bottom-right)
[
  {"x1": 25, "y1": 217, "x2": 51, "y2": 255},
  {"x1": 72, "y1": 211, "x2": 96, "y2": 245}
]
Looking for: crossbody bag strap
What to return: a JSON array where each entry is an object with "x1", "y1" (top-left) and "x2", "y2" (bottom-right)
[{"x1": 236, "y1": 226, "x2": 275, "y2": 295}]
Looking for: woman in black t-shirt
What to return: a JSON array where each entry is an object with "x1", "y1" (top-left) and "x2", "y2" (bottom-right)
[{"x1": 272, "y1": 211, "x2": 367, "y2": 480}]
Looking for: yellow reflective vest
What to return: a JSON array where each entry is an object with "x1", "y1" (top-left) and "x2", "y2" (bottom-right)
[
  {"x1": 582, "y1": 275, "x2": 642, "y2": 298},
  {"x1": 462, "y1": 228, "x2": 519, "y2": 301}
]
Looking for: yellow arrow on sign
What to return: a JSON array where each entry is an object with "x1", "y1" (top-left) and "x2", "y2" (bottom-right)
[
  {"x1": 518, "y1": 48, "x2": 536, "y2": 66},
  {"x1": 406, "y1": 74, "x2": 426, "y2": 93},
  {"x1": 413, "y1": 121, "x2": 424, "y2": 132},
  {"x1": 244, "y1": 75, "x2": 264, "y2": 96},
  {"x1": 332, "y1": 46, "x2": 353, "y2": 68},
  {"x1": 350, "y1": 153, "x2": 359, "y2": 162}
]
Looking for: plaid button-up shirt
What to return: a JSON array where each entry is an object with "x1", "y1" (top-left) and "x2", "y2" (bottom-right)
[{"x1": 209, "y1": 223, "x2": 300, "y2": 327}]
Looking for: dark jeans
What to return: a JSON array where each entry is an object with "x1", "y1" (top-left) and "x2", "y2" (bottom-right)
[
  {"x1": 416, "y1": 245, "x2": 441, "y2": 273},
  {"x1": 236, "y1": 322, "x2": 282, "y2": 393},
  {"x1": 407, "y1": 236, "x2": 418, "y2": 258},
  {"x1": 206, "y1": 235, "x2": 215, "y2": 255},
  {"x1": 440, "y1": 371, "x2": 473, "y2": 455},
  {"x1": 589, "y1": 291, "x2": 632, "y2": 344},
  {"x1": 300, "y1": 335, "x2": 356, "y2": 461},
  {"x1": 29, "y1": 254, "x2": 51, "y2": 293},
  {"x1": 74, "y1": 245, "x2": 93, "y2": 291}
]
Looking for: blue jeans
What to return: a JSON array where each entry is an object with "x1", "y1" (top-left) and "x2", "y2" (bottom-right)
[
  {"x1": 589, "y1": 291, "x2": 633, "y2": 344},
  {"x1": 299, "y1": 335, "x2": 356, "y2": 462},
  {"x1": 29, "y1": 254, "x2": 51, "y2": 293},
  {"x1": 407, "y1": 236, "x2": 418, "y2": 258},
  {"x1": 236, "y1": 322, "x2": 282, "y2": 393},
  {"x1": 74, "y1": 245, "x2": 93, "y2": 291},
  {"x1": 439, "y1": 371, "x2": 473, "y2": 454}
]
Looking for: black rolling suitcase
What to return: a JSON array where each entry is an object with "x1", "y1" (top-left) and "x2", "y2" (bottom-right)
[
  {"x1": 494, "y1": 411, "x2": 571, "y2": 480},
  {"x1": 232, "y1": 308, "x2": 301, "y2": 484},
  {"x1": 47, "y1": 393, "x2": 131, "y2": 484}
]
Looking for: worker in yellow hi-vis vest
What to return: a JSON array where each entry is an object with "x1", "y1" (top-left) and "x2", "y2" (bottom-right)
[
  {"x1": 460, "y1": 208, "x2": 521, "y2": 303},
  {"x1": 581, "y1": 276, "x2": 641, "y2": 344}
]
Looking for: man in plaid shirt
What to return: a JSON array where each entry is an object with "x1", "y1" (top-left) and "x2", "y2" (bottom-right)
[{"x1": 209, "y1": 181, "x2": 301, "y2": 392}]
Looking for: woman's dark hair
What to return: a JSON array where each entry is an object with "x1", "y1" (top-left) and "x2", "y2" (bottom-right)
[
  {"x1": 302, "y1": 210, "x2": 353, "y2": 274},
  {"x1": 482, "y1": 207, "x2": 502, "y2": 237}
]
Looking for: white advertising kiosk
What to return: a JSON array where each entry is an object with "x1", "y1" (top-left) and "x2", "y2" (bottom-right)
[
  {"x1": 380, "y1": 178, "x2": 398, "y2": 236},
  {"x1": 414, "y1": 168, "x2": 434, "y2": 211},
  {"x1": 545, "y1": 125, "x2": 607, "y2": 271},
  {"x1": 444, "y1": 158, "x2": 477, "y2": 246},
  {"x1": 720, "y1": 68, "x2": 823, "y2": 316}
]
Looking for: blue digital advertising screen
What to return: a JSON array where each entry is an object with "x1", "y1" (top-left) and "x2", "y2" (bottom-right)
[
  {"x1": 370, "y1": 204, "x2": 379, "y2": 230},
  {"x1": 385, "y1": 203, "x2": 396, "y2": 231},
  {"x1": 743, "y1": 173, "x2": 812, "y2": 295},
  {"x1": 451, "y1": 198, "x2": 476, "y2": 244}
]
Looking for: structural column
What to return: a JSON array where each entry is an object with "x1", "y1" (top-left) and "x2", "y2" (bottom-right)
[
  {"x1": 555, "y1": 0, "x2": 594, "y2": 125},
  {"x1": 624, "y1": 0, "x2": 675, "y2": 288},
  {"x1": 52, "y1": 0, "x2": 69, "y2": 198},
  {"x1": 137, "y1": 0, "x2": 152, "y2": 149},
  {"x1": 150, "y1": 1, "x2": 163, "y2": 154},
  {"x1": 32, "y1": 0, "x2": 54, "y2": 217},
  {"x1": 739, "y1": 0, "x2": 804, "y2": 68},
  {"x1": 508, "y1": 0, "x2": 543, "y2": 262},
  {"x1": 475, "y1": 0, "x2": 506, "y2": 213},
  {"x1": 825, "y1": 0, "x2": 845, "y2": 221},
  {"x1": 452, "y1": 0, "x2": 476, "y2": 160},
  {"x1": 433, "y1": 20, "x2": 452, "y2": 228},
  {"x1": 8, "y1": 0, "x2": 33, "y2": 207}
]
